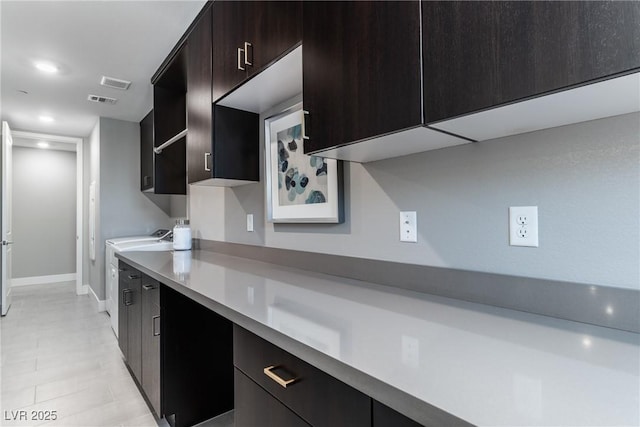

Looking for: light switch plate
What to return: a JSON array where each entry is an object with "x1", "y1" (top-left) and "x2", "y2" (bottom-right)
[
  {"x1": 246, "y1": 214, "x2": 254, "y2": 232},
  {"x1": 400, "y1": 211, "x2": 417, "y2": 243}
]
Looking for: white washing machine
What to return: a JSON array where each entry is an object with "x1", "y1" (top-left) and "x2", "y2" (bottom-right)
[{"x1": 106, "y1": 229, "x2": 172, "y2": 336}]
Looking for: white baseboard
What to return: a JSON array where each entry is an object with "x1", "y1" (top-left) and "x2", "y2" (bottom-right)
[
  {"x1": 12, "y1": 273, "x2": 77, "y2": 287},
  {"x1": 89, "y1": 285, "x2": 106, "y2": 312},
  {"x1": 78, "y1": 284, "x2": 90, "y2": 295}
]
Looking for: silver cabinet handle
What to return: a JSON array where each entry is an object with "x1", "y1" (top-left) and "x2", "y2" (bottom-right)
[
  {"x1": 237, "y1": 47, "x2": 245, "y2": 71},
  {"x1": 244, "y1": 41, "x2": 252, "y2": 66},
  {"x1": 142, "y1": 284, "x2": 155, "y2": 291},
  {"x1": 302, "y1": 110, "x2": 310, "y2": 140},
  {"x1": 152, "y1": 315, "x2": 160, "y2": 336},
  {"x1": 1, "y1": 240, "x2": 13, "y2": 246},
  {"x1": 128, "y1": 274, "x2": 140, "y2": 280},
  {"x1": 123, "y1": 289, "x2": 133, "y2": 306},
  {"x1": 204, "y1": 152, "x2": 211, "y2": 172}
]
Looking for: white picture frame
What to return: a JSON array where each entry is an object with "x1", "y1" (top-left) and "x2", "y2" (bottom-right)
[{"x1": 265, "y1": 103, "x2": 342, "y2": 223}]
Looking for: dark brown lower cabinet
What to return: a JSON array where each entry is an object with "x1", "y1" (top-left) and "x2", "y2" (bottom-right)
[
  {"x1": 118, "y1": 262, "x2": 142, "y2": 383},
  {"x1": 118, "y1": 266, "x2": 162, "y2": 418},
  {"x1": 233, "y1": 325, "x2": 371, "y2": 427},
  {"x1": 235, "y1": 369, "x2": 309, "y2": 427},
  {"x1": 141, "y1": 276, "x2": 161, "y2": 416}
]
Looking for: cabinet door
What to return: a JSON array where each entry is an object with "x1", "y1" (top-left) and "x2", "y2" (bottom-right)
[
  {"x1": 140, "y1": 110, "x2": 154, "y2": 191},
  {"x1": 234, "y1": 369, "x2": 310, "y2": 427},
  {"x1": 245, "y1": 1, "x2": 301, "y2": 77},
  {"x1": 373, "y1": 401, "x2": 423, "y2": 427},
  {"x1": 127, "y1": 274, "x2": 143, "y2": 384},
  {"x1": 117, "y1": 264, "x2": 129, "y2": 358},
  {"x1": 187, "y1": 5, "x2": 213, "y2": 184},
  {"x1": 302, "y1": 1, "x2": 422, "y2": 154},
  {"x1": 212, "y1": 2, "x2": 302, "y2": 102},
  {"x1": 212, "y1": 0, "x2": 248, "y2": 102},
  {"x1": 423, "y1": 1, "x2": 640, "y2": 123},
  {"x1": 141, "y1": 276, "x2": 161, "y2": 417}
]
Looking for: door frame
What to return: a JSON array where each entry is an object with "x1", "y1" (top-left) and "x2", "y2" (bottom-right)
[{"x1": 12, "y1": 130, "x2": 85, "y2": 296}]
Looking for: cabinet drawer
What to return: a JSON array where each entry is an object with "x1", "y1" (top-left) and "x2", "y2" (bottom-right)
[
  {"x1": 119, "y1": 261, "x2": 141, "y2": 284},
  {"x1": 233, "y1": 325, "x2": 371, "y2": 427},
  {"x1": 141, "y1": 274, "x2": 159, "y2": 306},
  {"x1": 235, "y1": 368, "x2": 309, "y2": 427}
]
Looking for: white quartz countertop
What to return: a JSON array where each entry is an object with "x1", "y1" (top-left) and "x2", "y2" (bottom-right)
[{"x1": 117, "y1": 249, "x2": 640, "y2": 427}]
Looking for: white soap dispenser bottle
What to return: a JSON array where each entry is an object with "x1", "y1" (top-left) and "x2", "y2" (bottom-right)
[{"x1": 172, "y1": 219, "x2": 192, "y2": 251}]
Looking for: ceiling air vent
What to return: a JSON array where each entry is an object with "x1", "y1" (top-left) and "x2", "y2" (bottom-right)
[
  {"x1": 100, "y1": 76, "x2": 131, "y2": 90},
  {"x1": 87, "y1": 94, "x2": 118, "y2": 105}
]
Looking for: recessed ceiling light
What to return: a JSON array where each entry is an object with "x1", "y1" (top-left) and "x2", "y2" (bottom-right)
[
  {"x1": 39, "y1": 115, "x2": 54, "y2": 123},
  {"x1": 34, "y1": 61, "x2": 58, "y2": 73},
  {"x1": 37, "y1": 141, "x2": 50, "y2": 149}
]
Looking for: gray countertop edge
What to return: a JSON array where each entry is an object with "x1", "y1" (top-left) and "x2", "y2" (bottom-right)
[{"x1": 116, "y1": 251, "x2": 474, "y2": 427}]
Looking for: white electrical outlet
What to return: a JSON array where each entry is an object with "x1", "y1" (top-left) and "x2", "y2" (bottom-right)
[
  {"x1": 399, "y1": 211, "x2": 417, "y2": 242},
  {"x1": 509, "y1": 206, "x2": 538, "y2": 247},
  {"x1": 246, "y1": 214, "x2": 254, "y2": 232},
  {"x1": 401, "y1": 335, "x2": 419, "y2": 368}
]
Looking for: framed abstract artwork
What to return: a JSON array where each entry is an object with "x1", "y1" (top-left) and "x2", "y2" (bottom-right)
[{"x1": 264, "y1": 104, "x2": 342, "y2": 223}]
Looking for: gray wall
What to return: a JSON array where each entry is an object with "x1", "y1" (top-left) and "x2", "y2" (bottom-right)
[
  {"x1": 190, "y1": 108, "x2": 640, "y2": 291},
  {"x1": 88, "y1": 118, "x2": 171, "y2": 300},
  {"x1": 11, "y1": 146, "x2": 76, "y2": 278}
]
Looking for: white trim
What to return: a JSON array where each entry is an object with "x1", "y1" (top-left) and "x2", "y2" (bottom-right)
[
  {"x1": 12, "y1": 273, "x2": 77, "y2": 287},
  {"x1": 89, "y1": 285, "x2": 106, "y2": 312},
  {"x1": 11, "y1": 130, "x2": 84, "y2": 297},
  {"x1": 80, "y1": 284, "x2": 89, "y2": 295}
]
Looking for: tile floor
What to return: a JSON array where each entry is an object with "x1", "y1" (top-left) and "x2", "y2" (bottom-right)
[{"x1": 0, "y1": 282, "x2": 157, "y2": 427}]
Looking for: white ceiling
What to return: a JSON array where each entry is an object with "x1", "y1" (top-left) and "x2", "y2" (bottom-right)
[{"x1": 0, "y1": 0, "x2": 207, "y2": 138}]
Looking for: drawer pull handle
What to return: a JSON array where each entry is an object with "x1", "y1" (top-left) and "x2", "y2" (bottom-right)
[
  {"x1": 238, "y1": 47, "x2": 245, "y2": 71},
  {"x1": 244, "y1": 41, "x2": 252, "y2": 66},
  {"x1": 152, "y1": 315, "x2": 160, "y2": 336},
  {"x1": 263, "y1": 365, "x2": 297, "y2": 388},
  {"x1": 204, "y1": 152, "x2": 212, "y2": 172},
  {"x1": 142, "y1": 284, "x2": 155, "y2": 291},
  {"x1": 128, "y1": 274, "x2": 140, "y2": 280}
]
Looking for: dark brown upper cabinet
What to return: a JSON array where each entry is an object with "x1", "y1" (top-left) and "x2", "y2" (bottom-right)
[
  {"x1": 303, "y1": 1, "x2": 639, "y2": 162},
  {"x1": 302, "y1": 1, "x2": 470, "y2": 162},
  {"x1": 152, "y1": 44, "x2": 187, "y2": 195},
  {"x1": 423, "y1": 1, "x2": 640, "y2": 124},
  {"x1": 425, "y1": 0, "x2": 640, "y2": 142},
  {"x1": 212, "y1": 0, "x2": 301, "y2": 103},
  {"x1": 303, "y1": 0, "x2": 422, "y2": 152},
  {"x1": 189, "y1": 3, "x2": 260, "y2": 186},
  {"x1": 187, "y1": 4, "x2": 213, "y2": 184},
  {"x1": 140, "y1": 110, "x2": 154, "y2": 192}
]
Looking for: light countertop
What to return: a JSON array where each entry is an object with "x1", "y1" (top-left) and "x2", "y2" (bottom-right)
[{"x1": 117, "y1": 249, "x2": 640, "y2": 426}]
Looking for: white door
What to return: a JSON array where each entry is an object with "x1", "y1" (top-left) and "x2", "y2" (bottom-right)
[{"x1": 1, "y1": 121, "x2": 14, "y2": 316}]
